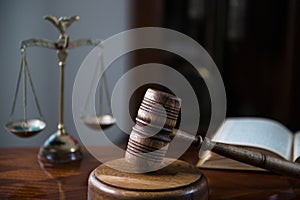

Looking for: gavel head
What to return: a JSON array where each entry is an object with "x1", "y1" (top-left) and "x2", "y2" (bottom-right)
[{"x1": 125, "y1": 88, "x2": 181, "y2": 171}]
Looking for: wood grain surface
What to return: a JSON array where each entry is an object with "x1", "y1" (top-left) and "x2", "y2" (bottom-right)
[
  {"x1": 0, "y1": 146, "x2": 299, "y2": 199},
  {"x1": 88, "y1": 158, "x2": 208, "y2": 199}
]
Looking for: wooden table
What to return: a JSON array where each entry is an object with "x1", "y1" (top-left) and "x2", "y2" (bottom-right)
[{"x1": 0, "y1": 147, "x2": 299, "y2": 199}]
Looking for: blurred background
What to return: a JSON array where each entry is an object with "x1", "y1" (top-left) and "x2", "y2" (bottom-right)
[
  {"x1": 130, "y1": 0, "x2": 300, "y2": 135},
  {"x1": 1, "y1": 0, "x2": 299, "y2": 147}
]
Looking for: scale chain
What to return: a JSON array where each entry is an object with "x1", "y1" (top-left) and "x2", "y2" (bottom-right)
[
  {"x1": 24, "y1": 51, "x2": 44, "y2": 120},
  {"x1": 8, "y1": 51, "x2": 25, "y2": 121},
  {"x1": 23, "y1": 50, "x2": 27, "y2": 123}
]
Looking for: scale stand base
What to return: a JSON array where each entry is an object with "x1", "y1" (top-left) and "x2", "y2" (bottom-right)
[
  {"x1": 38, "y1": 129, "x2": 82, "y2": 163},
  {"x1": 88, "y1": 158, "x2": 208, "y2": 200}
]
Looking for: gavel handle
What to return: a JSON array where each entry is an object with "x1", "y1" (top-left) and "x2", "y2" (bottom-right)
[
  {"x1": 174, "y1": 130, "x2": 300, "y2": 178},
  {"x1": 204, "y1": 138, "x2": 300, "y2": 178}
]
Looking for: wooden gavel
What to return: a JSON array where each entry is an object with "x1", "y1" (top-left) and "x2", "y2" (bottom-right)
[{"x1": 125, "y1": 88, "x2": 300, "y2": 178}]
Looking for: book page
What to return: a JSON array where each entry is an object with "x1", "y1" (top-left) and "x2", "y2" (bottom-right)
[
  {"x1": 293, "y1": 131, "x2": 300, "y2": 162},
  {"x1": 213, "y1": 118, "x2": 293, "y2": 160},
  {"x1": 198, "y1": 152, "x2": 265, "y2": 171}
]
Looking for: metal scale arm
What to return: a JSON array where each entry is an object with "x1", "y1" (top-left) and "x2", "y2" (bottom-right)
[{"x1": 21, "y1": 16, "x2": 101, "y2": 51}]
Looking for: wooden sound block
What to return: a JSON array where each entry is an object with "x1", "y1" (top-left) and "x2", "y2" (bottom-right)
[{"x1": 88, "y1": 158, "x2": 208, "y2": 200}]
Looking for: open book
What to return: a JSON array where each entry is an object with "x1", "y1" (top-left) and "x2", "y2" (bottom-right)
[{"x1": 197, "y1": 117, "x2": 300, "y2": 171}]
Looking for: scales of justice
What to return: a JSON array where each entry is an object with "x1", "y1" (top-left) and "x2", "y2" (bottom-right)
[
  {"x1": 5, "y1": 15, "x2": 300, "y2": 200},
  {"x1": 5, "y1": 15, "x2": 115, "y2": 163}
]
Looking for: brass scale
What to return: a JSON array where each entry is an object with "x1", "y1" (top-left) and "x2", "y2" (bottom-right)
[{"x1": 5, "y1": 16, "x2": 116, "y2": 163}]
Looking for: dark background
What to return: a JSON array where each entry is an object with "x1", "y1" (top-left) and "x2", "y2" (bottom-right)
[{"x1": 130, "y1": 0, "x2": 300, "y2": 133}]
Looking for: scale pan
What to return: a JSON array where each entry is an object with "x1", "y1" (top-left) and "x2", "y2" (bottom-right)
[
  {"x1": 81, "y1": 115, "x2": 116, "y2": 130},
  {"x1": 5, "y1": 119, "x2": 46, "y2": 138}
]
